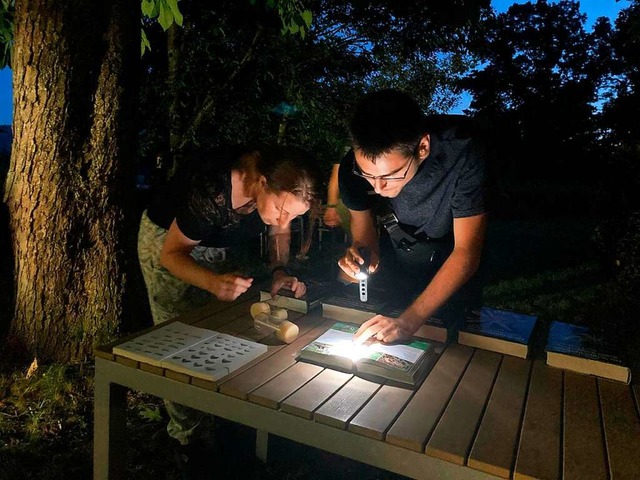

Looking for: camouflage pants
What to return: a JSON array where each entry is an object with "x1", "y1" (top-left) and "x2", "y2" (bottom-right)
[{"x1": 138, "y1": 210, "x2": 227, "y2": 445}]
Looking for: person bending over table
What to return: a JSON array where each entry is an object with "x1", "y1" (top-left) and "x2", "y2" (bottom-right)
[
  {"x1": 138, "y1": 144, "x2": 321, "y2": 473},
  {"x1": 337, "y1": 89, "x2": 489, "y2": 345}
]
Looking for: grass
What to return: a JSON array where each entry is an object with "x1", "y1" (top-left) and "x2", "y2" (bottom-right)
[{"x1": 0, "y1": 215, "x2": 636, "y2": 479}]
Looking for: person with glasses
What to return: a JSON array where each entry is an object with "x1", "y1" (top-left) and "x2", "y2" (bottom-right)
[
  {"x1": 337, "y1": 89, "x2": 488, "y2": 344},
  {"x1": 137, "y1": 144, "x2": 321, "y2": 476}
]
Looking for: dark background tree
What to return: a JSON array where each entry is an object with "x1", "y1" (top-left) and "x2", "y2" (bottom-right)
[{"x1": 462, "y1": 1, "x2": 615, "y2": 187}]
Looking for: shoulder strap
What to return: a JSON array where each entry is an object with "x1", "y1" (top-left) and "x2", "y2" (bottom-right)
[{"x1": 376, "y1": 201, "x2": 419, "y2": 252}]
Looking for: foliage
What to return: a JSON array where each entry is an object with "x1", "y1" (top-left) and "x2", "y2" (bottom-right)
[
  {"x1": 137, "y1": 0, "x2": 490, "y2": 180},
  {"x1": 461, "y1": 0, "x2": 615, "y2": 184},
  {"x1": 0, "y1": 0, "x2": 13, "y2": 68}
]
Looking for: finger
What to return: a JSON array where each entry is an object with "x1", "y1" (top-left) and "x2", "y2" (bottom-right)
[
  {"x1": 234, "y1": 276, "x2": 253, "y2": 289},
  {"x1": 294, "y1": 282, "x2": 306, "y2": 298},
  {"x1": 288, "y1": 277, "x2": 299, "y2": 292},
  {"x1": 354, "y1": 317, "x2": 380, "y2": 343},
  {"x1": 270, "y1": 280, "x2": 283, "y2": 298}
]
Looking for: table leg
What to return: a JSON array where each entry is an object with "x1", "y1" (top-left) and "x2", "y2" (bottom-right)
[
  {"x1": 94, "y1": 362, "x2": 128, "y2": 480},
  {"x1": 255, "y1": 429, "x2": 269, "y2": 463}
]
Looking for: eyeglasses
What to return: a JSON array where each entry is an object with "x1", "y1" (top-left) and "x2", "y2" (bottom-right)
[{"x1": 352, "y1": 155, "x2": 414, "y2": 182}]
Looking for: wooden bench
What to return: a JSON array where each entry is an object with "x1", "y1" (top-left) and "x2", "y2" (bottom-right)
[{"x1": 94, "y1": 293, "x2": 640, "y2": 479}]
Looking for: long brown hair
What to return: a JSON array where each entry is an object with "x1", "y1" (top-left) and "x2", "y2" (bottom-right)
[{"x1": 241, "y1": 146, "x2": 322, "y2": 257}]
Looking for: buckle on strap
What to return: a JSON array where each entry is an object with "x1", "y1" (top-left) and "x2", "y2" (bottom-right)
[{"x1": 379, "y1": 212, "x2": 416, "y2": 252}]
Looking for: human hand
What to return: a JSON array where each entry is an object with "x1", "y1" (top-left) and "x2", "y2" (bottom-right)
[
  {"x1": 337, "y1": 245, "x2": 379, "y2": 281},
  {"x1": 271, "y1": 271, "x2": 307, "y2": 299},
  {"x1": 209, "y1": 273, "x2": 253, "y2": 301},
  {"x1": 323, "y1": 207, "x2": 342, "y2": 227},
  {"x1": 353, "y1": 314, "x2": 420, "y2": 344}
]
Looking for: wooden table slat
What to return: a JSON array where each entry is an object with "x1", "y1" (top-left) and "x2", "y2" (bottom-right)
[
  {"x1": 248, "y1": 362, "x2": 324, "y2": 409},
  {"x1": 514, "y1": 361, "x2": 562, "y2": 480},
  {"x1": 425, "y1": 349, "x2": 502, "y2": 466},
  {"x1": 599, "y1": 378, "x2": 640, "y2": 480},
  {"x1": 179, "y1": 288, "x2": 260, "y2": 326},
  {"x1": 218, "y1": 315, "x2": 331, "y2": 399},
  {"x1": 348, "y1": 384, "x2": 414, "y2": 440},
  {"x1": 280, "y1": 368, "x2": 353, "y2": 419},
  {"x1": 386, "y1": 344, "x2": 474, "y2": 452},
  {"x1": 313, "y1": 376, "x2": 381, "y2": 429},
  {"x1": 199, "y1": 304, "x2": 257, "y2": 334},
  {"x1": 562, "y1": 372, "x2": 607, "y2": 480},
  {"x1": 468, "y1": 355, "x2": 531, "y2": 478}
]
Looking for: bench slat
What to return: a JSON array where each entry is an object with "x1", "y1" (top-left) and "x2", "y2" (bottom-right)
[
  {"x1": 468, "y1": 355, "x2": 531, "y2": 478},
  {"x1": 599, "y1": 379, "x2": 640, "y2": 480},
  {"x1": 280, "y1": 368, "x2": 353, "y2": 419},
  {"x1": 386, "y1": 344, "x2": 473, "y2": 452},
  {"x1": 248, "y1": 362, "x2": 323, "y2": 409},
  {"x1": 185, "y1": 290, "x2": 259, "y2": 325},
  {"x1": 563, "y1": 372, "x2": 607, "y2": 480},
  {"x1": 514, "y1": 361, "x2": 562, "y2": 480},
  {"x1": 426, "y1": 349, "x2": 502, "y2": 465},
  {"x1": 348, "y1": 384, "x2": 413, "y2": 440},
  {"x1": 218, "y1": 315, "x2": 330, "y2": 399},
  {"x1": 314, "y1": 376, "x2": 381, "y2": 429}
]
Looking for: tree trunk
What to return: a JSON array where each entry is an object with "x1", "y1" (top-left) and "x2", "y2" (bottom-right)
[{"x1": 4, "y1": 0, "x2": 139, "y2": 362}]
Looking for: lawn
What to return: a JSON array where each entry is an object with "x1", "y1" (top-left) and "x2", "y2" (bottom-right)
[{"x1": 0, "y1": 215, "x2": 636, "y2": 480}]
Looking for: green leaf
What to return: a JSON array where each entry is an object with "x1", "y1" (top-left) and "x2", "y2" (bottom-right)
[
  {"x1": 140, "y1": 28, "x2": 151, "y2": 57},
  {"x1": 301, "y1": 10, "x2": 312, "y2": 27},
  {"x1": 141, "y1": 0, "x2": 155, "y2": 18},
  {"x1": 157, "y1": 1, "x2": 174, "y2": 31},
  {"x1": 165, "y1": 0, "x2": 183, "y2": 26}
]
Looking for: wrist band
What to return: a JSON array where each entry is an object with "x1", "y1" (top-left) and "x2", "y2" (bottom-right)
[{"x1": 271, "y1": 265, "x2": 291, "y2": 276}]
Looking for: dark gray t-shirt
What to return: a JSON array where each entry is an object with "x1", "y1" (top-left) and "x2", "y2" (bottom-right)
[{"x1": 339, "y1": 118, "x2": 486, "y2": 239}]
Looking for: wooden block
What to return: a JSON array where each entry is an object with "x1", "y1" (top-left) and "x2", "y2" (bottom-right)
[
  {"x1": 563, "y1": 373, "x2": 607, "y2": 480},
  {"x1": 348, "y1": 384, "x2": 413, "y2": 440},
  {"x1": 219, "y1": 316, "x2": 330, "y2": 399},
  {"x1": 114, "y1": 356, "x2": 138, "y2": 368},
  {"x1": 248, "y1": 362, "x2": 323, "y2": 409},
  {"x1": 386, "y1": 344, "x2": 473, "y2": 452},
  {"x1": 514, "y1": 361, "x2": 562, "y2": 480},
  {"x1": 599, "y1": 379, "x2": 640, "y2": 479},
  {"x1": 468, "y1": 356, "x2": 531, "y2": 478},
  {"x1": 93, "y1": 346, "x2": 114, "y2": 361},
  {"x1": 164, "y1": 369, "x2": 190, "y2": 384},
  {"x1": 426, "y1": 349, "x2": 502, "y2": 465},
  {"x1": 280, "y1": 368, "x2": 353, "y2": 419},
  {"x1": 139, "y1": 363, "x2": 164, "y2": 376},
  {"x1": 314, "y1": 376, "x2": 381, "y2": 429},
  {"x1": 191, "y1": 376, "x2": 217, "y2": 391}
]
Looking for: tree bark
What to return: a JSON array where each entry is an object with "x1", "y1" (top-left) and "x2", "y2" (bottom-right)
[{"x1": 4, "y1": 0, "x2": 139, "y2": 362}]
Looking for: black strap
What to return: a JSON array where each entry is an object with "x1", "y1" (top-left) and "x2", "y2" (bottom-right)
[{"x1": 378, "y1": 211, "x2": 420, "y2": 252}]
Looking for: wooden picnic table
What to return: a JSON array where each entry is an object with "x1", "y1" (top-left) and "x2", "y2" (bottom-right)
[{"x1": 93, "y1": 291, "x2": 640, "y2": 480}]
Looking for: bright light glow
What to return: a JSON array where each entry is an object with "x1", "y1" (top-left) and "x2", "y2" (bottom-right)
[
  {"x1": 355, "y1": 271, "x2": 368, "y2": 280},
  {"x1": 329, "y1": 340, "x2": 372, "y2": 361}
]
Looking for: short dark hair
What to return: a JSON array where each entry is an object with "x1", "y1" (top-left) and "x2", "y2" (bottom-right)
[{"x1": 349, "y1": 89, "x2": 426, "y2": 162}]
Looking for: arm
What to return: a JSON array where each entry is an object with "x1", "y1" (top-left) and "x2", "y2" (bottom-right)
[
  {"x1": 160, "y1": 220, "x2": 253, "y2": 301},
  {"x1": 268, "y1": 224, "x2": 307, "y2": 298},
  {"x1": 356, "y1": 213, "x2": 487, "y2": 343},
  {"x1": 323, "y1": 164, "x2": 342, "y2": 227},
  {"x1": 337, "y1": 208, "x2": 380, "y2": 281}
]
